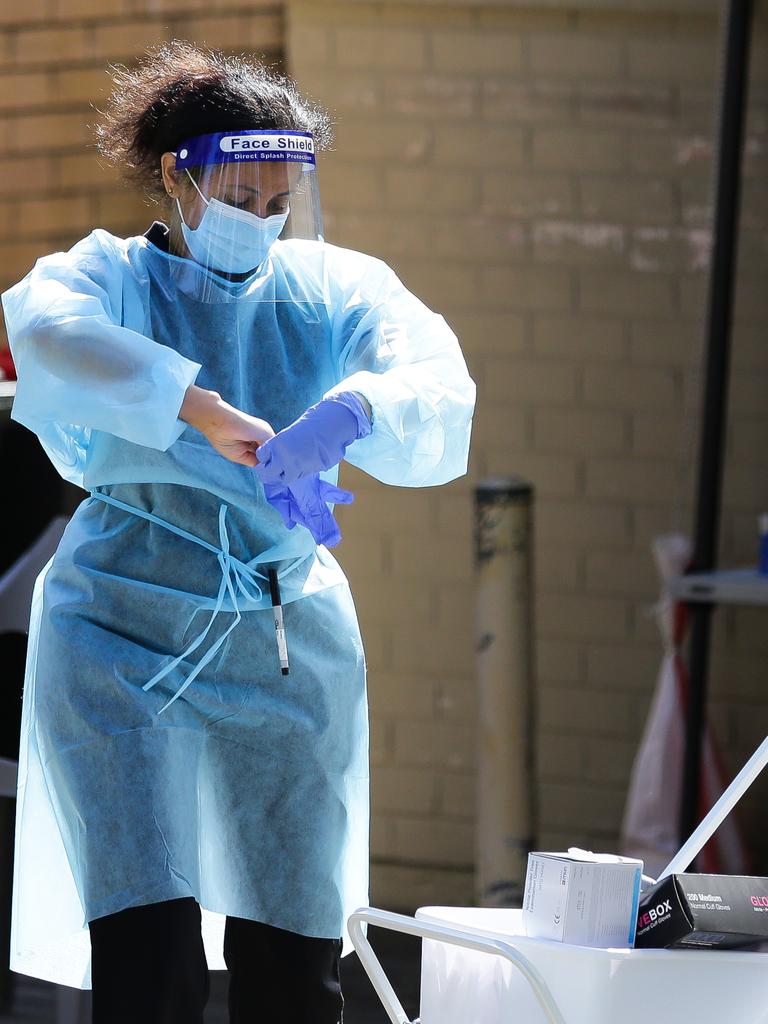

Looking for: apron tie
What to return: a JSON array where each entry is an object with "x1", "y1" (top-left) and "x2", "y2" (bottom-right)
[{"x1": 89, "y1": 491, "x2": 269, "y2": 716}]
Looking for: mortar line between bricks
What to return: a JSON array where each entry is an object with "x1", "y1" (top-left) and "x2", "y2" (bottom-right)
[
  {"x1": 3, "y1": 21, "x2": 282, "y2": 69},
  {"x1": 16, "y1": 3, "x2": 283, "y2": 31},
  {"x1": 0, "y1": 46, "x2": 283, "y2": 76},
  {"x1": 371, "y1": 855, "x2": 474, "y2": 875}
]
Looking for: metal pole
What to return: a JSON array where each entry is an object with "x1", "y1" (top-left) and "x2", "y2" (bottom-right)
[
  {"x1": 475, "y1": 477, "x2": 536, "y2": 906},
  {"x1": 680, "y1": 0, "x2": 753, "y2": 849}
]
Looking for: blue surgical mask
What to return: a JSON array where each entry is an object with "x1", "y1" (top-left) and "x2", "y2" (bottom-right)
[{"x1": 176, "y1": 170, "x2": 289, "y2": 275}]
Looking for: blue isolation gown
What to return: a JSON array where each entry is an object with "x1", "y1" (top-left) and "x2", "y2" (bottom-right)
[{"x1": 1, "y1": 224, "x2": 475, "y2": 989}]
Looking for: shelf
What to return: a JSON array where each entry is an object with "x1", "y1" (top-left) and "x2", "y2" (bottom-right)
[
  {"x1": 668, "y1": 567, "x2": 768, "y2": 606},
  {"x1": 0, "y1": 380, "x2": 15, "y2": 412},
  {"x1": 0, "y1": 757, "x2": 17, "y2": 798}
]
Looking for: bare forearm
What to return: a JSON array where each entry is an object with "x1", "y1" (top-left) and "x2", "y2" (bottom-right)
[
  {"x1": 179, "y1": 384, "x2": 275, "y2": 467},
  {"x1": 179, "y1": 384, "x2": 225, "y2": 433}
]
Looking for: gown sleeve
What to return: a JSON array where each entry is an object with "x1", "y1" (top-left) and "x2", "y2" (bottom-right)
[
  {"x1": 324, "y1": 248, "x2": 476, "y2": 487},
  {"x1": 1, "y1": 231, "x2": 202, "y2": 480}
]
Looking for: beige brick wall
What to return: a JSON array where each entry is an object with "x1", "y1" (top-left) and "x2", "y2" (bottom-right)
[
  {"x1": 1, "y1": 0, "x2": 766, "y2": 915},
  {"x1": 287, "y1": 0, "x2": 768, "y2": 909},
  {"x1": 0, "y1": 1, "x2": 283, "y2": 299}
]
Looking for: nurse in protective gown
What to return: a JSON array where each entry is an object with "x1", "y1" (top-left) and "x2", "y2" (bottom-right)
[{"x1": 0, "y1": 42, "x2": 475, "y2": 1002}]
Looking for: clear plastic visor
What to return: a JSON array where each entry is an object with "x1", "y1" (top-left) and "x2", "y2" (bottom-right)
[{"x1": 163, "y1": 131, "x2": 324, "y2": 303}]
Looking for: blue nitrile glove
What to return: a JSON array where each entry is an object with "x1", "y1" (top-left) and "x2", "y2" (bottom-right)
[
  {"x1": 254, "y1": 392, "x2": 372, "y2": 486},
  {"x1": 262, "y1": 475, "x2": 354, "y2": 548}
]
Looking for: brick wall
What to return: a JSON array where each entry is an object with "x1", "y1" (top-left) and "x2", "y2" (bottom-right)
[
  {"x1": 287, "y1": 0, "x2": 768, "y2": 909},
  {"x1": 0, "y1": 1, "x2": 283, "y2": 299},
  {"x1": 1, "y1": 0, "x2": 766, "y2": 915}
]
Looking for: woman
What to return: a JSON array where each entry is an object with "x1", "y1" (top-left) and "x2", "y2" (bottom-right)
[{"x1": 2, "y1": 41, "x2": 475, "y2": 1023}]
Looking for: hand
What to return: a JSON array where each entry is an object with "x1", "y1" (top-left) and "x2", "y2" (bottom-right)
[
  {"x1": 180, "y1": 385, "x2": 274, "y2": 467},
  {"x1": 255, "y1": 392, "x2": 371, "y2": 485},
  {"x1": 262, "y1": 475, "x2": 354, "y2": 547}
]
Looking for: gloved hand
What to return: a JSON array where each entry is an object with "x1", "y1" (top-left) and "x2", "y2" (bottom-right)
[
  {"x1": 262, "y1": 475, "x2": 354, "y2": 548},
  {"x1": 254, "y1": 392, "x2": 371, "y2": 485}
]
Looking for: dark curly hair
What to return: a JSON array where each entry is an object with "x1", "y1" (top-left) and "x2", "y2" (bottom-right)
[{"x1": 94, "y1": 39, "x2": 334, "y2": 204}]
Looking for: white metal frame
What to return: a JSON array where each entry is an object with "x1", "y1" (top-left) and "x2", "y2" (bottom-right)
[{"x1": 347, "y1": 907, "x2": 567, "y2": 1024}]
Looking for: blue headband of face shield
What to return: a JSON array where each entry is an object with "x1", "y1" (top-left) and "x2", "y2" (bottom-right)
[
  {"x1": 172, "y1": 131, "x2": 316, "y2": 275},
  {"x1": 174, "y1": 130, "x2": 316, "y2": 169}
]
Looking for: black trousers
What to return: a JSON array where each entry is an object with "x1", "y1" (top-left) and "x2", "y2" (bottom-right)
[{"x1": 88, "y1": 896, "x2": 344, "y2": 1024}]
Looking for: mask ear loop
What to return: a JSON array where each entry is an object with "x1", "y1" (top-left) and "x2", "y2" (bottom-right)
[
  {"x1": 184, "y1": 168, "x2": 209, "y2": 206},
  {"x1": 169, "y1": 152, "x2": 209, "y2": 229},
  {"x1": 176, "y1": 172, "x2": 210, "y2": 231}
]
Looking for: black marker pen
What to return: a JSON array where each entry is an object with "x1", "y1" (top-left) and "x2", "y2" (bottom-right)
[{"x1": 268, "y1": 568, "x2": 289, "y2": 676}]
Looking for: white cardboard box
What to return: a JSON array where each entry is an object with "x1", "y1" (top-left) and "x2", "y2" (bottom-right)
[{"x1": 522, "y1": 849, "x2": 643, "y2": 948}]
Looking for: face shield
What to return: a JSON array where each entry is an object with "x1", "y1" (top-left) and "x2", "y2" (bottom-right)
[{"x1": 165, "y1": 130, "x2": 324, "y2": 304}]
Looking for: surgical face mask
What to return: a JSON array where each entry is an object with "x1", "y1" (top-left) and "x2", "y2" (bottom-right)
[{"x1": 175, "y1": 169, "x2": 289, "y2": 275}]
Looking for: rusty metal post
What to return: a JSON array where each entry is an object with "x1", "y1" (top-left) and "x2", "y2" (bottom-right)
[{"x1": 475, "y1": 477, "x2": 537, "y2": 907}]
